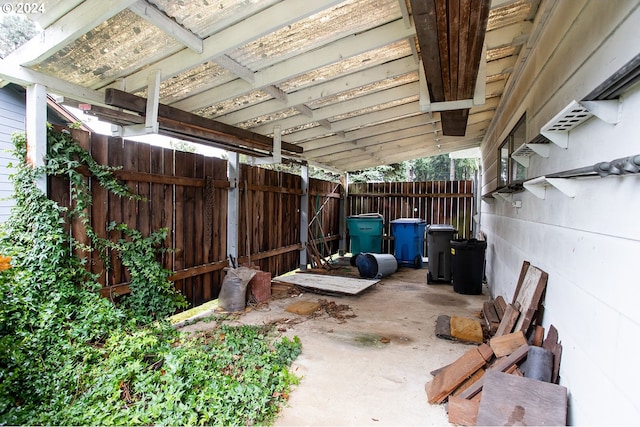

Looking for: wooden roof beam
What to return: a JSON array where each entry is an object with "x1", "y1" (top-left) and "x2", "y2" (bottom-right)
[{"x1": 104, "y1": 88, "x2": 302, "y2": 154}]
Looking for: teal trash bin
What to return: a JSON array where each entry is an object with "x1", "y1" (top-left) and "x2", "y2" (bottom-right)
[
  {"x1": 346, "y1": 213, "x2": 384, "y2": 255},
  {"x1": 391, "y1": 218, "x2": 427, "y2": 268}
]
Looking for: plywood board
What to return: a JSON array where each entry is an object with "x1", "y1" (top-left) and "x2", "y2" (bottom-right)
[
  {"x1": 272, "y1": 273, "x2": 379, "y2": 295},
  {"x1": 476, "y1": 370, "x2": 567, "y2": 426}
]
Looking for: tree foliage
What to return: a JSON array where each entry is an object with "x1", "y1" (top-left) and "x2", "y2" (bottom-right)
[{"x1": 0, "y1": 14, "x2": 37, "y2": 58}]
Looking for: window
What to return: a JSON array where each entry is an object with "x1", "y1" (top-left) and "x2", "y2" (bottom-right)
[{"x1": 498, "y1": 116, "x2": 527, "y2": 188}]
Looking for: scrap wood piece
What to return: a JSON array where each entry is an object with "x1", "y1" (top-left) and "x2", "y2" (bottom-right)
[
  {"x1": 489, "y1": 330, "x2": 527, "y2": 358},
  {"x1": 494, "y1": 303, "x2": 520, "y2": 337},
  {"x1": 272, "y1": 273, "x2": 378, "y2": 296},
  {"x1": 435, "y1": 314, "x2": 454, "y2": 340},
  {"x1": 457, "y1": 344, "x2": 530, "y2": 400},
  {"x1": 532, "y1": 325, "x2": 545, "y2": 346},
  {"x1": 425, "y1": 344, "x2": 493, "y2": 404},
  {"x1": 452, "y1": 368, "x2": 485, "y2": 397},
  {"x1": 285, "y1": 300, "x2": 321, "y2": 315},
  {"x1": 512, "y1": 262, "x2": 548, "y2": 334},
  {"x1": 482, "y1": 301, "x2": 500, "y2": 334},
  {"x1": 542, "y1": 324, "x2": 563, "y2": 384},
  {"x1": 475, "y1": 370, "x2": 567, "y2": 426},
  {"x1": 450, "y1": 316, "x2": 484, "y2": 344},
  {"x1": 494, "y1": 295, "x2": 507, "y2": 320},
  {"x1": 447, "y1": 396, "x2": 479, "y2": 426}
]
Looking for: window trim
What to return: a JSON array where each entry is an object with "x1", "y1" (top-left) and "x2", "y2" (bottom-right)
[{"x1": 497, "y1": 115, "x2": 527, "y2": 189}]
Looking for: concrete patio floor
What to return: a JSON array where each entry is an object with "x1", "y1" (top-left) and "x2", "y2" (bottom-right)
[{"x1": 180, "y1": 264, "x2": 489, "y2": 426}]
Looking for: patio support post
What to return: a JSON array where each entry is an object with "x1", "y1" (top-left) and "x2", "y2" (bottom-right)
[
  {"x1": 299, "y1": 163, "x2": 309, "y2": 271},
  {"x1": 227, "y1": 152, "x2": 240, "y2": 267},
  {"x1": 338, "y1": 173, "x2": 348, "y2": 255},
  {"x1": 26, "y1": 83, "x2": 47, "y2": 193}
]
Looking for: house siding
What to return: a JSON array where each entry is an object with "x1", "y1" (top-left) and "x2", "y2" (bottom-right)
[
  {"x1": 480, "y1": 1, "x2": 640, "y2": 424},
  {"x1": 0, "y1": 85, "x2": 24, "y2": 223}
]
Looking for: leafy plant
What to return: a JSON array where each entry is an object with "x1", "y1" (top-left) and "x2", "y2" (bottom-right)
[
  {"x1": 0, "y1": 128, "x2": 302, "y2": 425},
  {"x1": 108, "y1": 223, "x2": 187, "y2": 324}
]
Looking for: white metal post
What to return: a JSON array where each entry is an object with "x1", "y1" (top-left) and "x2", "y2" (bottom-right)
[
  {"x1": 227, "y1": 152, "x2": 240, "y2": 267},
  {"x1": 338, "y1": 173, "x2": 348, "y2": 255},
  {"x1": 299, "y1": 164, "x2": 309, "y2": 271},
  {"x1": 26, "y1": 83, "x2": 48, "y2": 193}
]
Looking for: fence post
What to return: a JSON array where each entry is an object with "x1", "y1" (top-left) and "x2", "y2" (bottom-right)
[
  {"x1": 299, "y1": 164, "x2": 309, "y2": 271},
  {"x1": 339, "y1": 173, "x2": 348, "y2": 255},
  {"x1": 227, "y1": 152, "x2": 239, "y2": 266}
]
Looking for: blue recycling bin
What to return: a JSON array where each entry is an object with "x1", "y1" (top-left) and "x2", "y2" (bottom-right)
[{"x1": 391, "y1": 218, "x2": 427, "y2": 268}]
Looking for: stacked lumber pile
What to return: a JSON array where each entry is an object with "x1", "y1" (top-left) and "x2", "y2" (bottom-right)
[{"x1": 425, "y1": 261, "x2": 567, "y2": 426}]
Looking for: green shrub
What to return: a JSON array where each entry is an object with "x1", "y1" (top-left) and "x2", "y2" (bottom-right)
[{"x1": 0, "y1": 128, "x2": 301, "y2": 425}]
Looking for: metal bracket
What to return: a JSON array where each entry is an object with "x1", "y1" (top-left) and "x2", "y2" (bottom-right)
[{"x1": 524, "y1": 176, "x2": 577, "y2": 199}]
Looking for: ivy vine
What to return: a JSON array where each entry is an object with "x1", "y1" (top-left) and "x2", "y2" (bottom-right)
[{"x1": 0, "y1": 127, "x2": 301, "y2": 425}]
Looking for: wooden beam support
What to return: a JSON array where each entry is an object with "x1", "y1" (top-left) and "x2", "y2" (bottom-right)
[{"x1": 104, "y1": 88, "x2": 303, "y2": 154}]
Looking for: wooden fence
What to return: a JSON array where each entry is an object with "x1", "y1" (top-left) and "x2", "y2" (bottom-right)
[
  {"x1": 49, "y1": 129, "x2": 473, "y2": 308},
  {"x1": 50, "y1": 128, "x2": 342, "y2": 308},
  {"x1": 347, "y1": 181, "x2": 475, "y2": 254}
]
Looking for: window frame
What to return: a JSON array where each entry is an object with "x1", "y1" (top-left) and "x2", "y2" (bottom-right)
[{"x1": 497, "y1": 115, "x2": 527, "y2": 188}]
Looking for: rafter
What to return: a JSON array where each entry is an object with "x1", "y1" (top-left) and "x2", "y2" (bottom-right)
[
  {"x1": 250, "y1": 81, "x2": 420, "y2": 134},
  {"x1": 112, "y1": 0, "x2": 345, "y2": 92},
  {"x1": 129, "y1": 0, "x2": 203, "y2": 53},
  {"x1": 187, "y1": 56, "x2": 417, "y2": 123},
  {"x1": 1, "y1": 0, "x2": 137, "y2": 67},
  {"x1": 172, "y1": 20, "x2": 415, "y2": 114}
]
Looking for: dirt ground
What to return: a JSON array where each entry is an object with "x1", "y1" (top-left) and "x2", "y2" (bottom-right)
[{"x1": 179, "y1": 263, "x2": 489, "y2": 426}]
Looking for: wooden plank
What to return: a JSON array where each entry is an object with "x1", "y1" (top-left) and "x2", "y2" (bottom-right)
[
  {"x1": 462, "y1": 0, "x2": 490, "y2": 98},
  {"x1": 173, "y1": 150, "x2": 187, "y2": 303},
  {"x1": 168, "y1": 258, "x2": 228, "y2": 282},
  {"x1": 448, "y1": 395, "x2": 479, "y2": 426},
  {"x1": 411, "y1": 0, "x2": 444, "y2": 101},
  {"x1": 272, "y1": 273, "x2": 378, "y2": 296},
  {"x1": 451, "y1": 368, "x2": 485, "y2": 397},
  {"x1": 457, "y1": 344, "x2": 529, "y2": 400},
  {"x1": 107, "y1": 136, "x2": 124, "y2": 286},
  {"x1": 494, "y1": 303, "x2": 520, "y2": 337},
  {"x1": 513, "y1": 264, "x2": 548, "y2": 334},
  {"x1": 532, "y1": 325, "x2": 545, "y2": 347},
  {"x1": 448, "y1": 0, "x2": 461, "y2": 99},
  {"x1": 511, "y1": 261, "x2": 531, "y2": 305},
  {"x1": 90, "y1": 134, "x2": 108, "y2": 287},
  {"x1": 476, "y1": 370, "x2": 567, "y2": 426},
  {"x1": 543, "y1": 324, "x2": 563, "y2": 384},
  {"x1": 441, "y1": 109, "x2": 470, "y2": 136},
  {"x1": 425, "y1": 345, "x2": 490, "y2": 404},
  {"x1": 490, "y1": 331, "x2": 527, "y2": 358},
  {"x1": 104, "y1": 88, "x2": 302, "y2": 154},
  {"x1": 483, "y1": 300, "x2": 500, "y2": 334},
  {"x1": 494, "y1": 295, "x2": 507, "y2": 320}
]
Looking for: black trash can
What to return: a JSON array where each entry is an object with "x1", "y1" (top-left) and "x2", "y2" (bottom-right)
[
  {"x1": 426, "y1": 224, "x2": 457, "y2": 283},
  {"x1": 450, "y1": 239, "x2": 487, "y2": 295}
]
